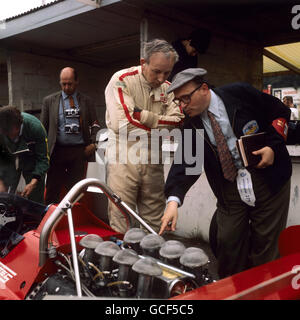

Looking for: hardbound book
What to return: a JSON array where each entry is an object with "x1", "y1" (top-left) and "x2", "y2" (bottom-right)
[{"x1": 236, "y1": 132, "x2": 267, "y2": 167}]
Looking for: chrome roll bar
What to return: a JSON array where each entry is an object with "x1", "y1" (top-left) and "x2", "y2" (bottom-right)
[{"x1": 39, "y1": 178, "x2": 157, "y2": 267}]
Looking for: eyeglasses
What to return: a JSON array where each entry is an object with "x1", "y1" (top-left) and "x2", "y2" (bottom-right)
[{"x1": 173, "y1": 84, "x2": 203, "y2": 106}]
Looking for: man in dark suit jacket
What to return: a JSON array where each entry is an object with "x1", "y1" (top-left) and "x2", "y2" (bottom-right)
[
  {"x1": 41, "y1": 67, "x2": 100, "y2": 204},
  {"x1": 159, "y1": 68, "x2": 292, "y2": 279}
]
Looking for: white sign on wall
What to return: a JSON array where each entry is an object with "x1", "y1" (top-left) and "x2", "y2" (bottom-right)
[{"x1": 273, "y1": 87, "x2": 300, "y2": 105}]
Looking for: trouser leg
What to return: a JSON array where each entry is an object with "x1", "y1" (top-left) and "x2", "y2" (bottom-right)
[
  {"x1": 248, "y1": 177, "x2": 291, "y2": 267},
  {"x1": 107, "y1": 163, "x2": 139, "y2": 234},
  {"x1": 45, "y1": 145, "x2": 86, "y2": 204},
  {"x1": 137, "y1": 164, "x2": 165, "y2": 234},
  {"x1": 64, "y1": 147, "x2": 86, "y2": 192},
  {"x1": 216, "y1": 199, "x2": 250, "y2": 279},
  {"x1": 216, "y1": 171, "x2": 291, "y2": 279},
  {"x1": 45, "y1": 147, "x2": 67, "y2": 204}
]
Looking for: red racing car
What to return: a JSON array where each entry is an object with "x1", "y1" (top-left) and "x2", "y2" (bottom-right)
[{"x1": 0, "y1": 178, "x2": 299, "y2": 300}]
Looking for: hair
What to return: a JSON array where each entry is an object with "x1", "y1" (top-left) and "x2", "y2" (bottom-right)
[
  {"x1": 0, "y1": 106, "x2": 23, "y2": 135},
  {"x1": 283, "y1": 96, "x2": 293, "y2": 103},
  {"x1": 191, "y1": 75, "x2": 213, "y2": 89},
  {"x1": 142, "y1": 39, "x2": 179, "y2": 63}
]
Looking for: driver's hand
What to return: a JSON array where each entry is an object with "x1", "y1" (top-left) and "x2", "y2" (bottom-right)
[
  {"x1": 21, "y1": 179, "x2": 38, "y2": 198},
  {"x1": 159, "y1": 201, "x2": 179, "y2": 235}
]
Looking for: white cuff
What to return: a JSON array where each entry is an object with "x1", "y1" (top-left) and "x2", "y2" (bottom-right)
[{"x1": 166, "y1": 196, "x2": 181, "y2": 207}]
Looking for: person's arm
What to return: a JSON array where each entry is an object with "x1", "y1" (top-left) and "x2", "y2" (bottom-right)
[
  {"x1": 21, "y1": 178, "x2": 38, "y2": 198},
  {"x1": 218, "y1": 83, "x2": 290, "y2": 168},
  {"x1": 40, "y1": 96, "x2": 49, "y2": 133},
  {"x1": 105, "y1": 74, "x2": 183, "y2": 133},
  {"x1": 160, "y1": 125, "x2": 202, "y2": 234},
  {"x1": 237, "y1": 83, "x2": 290, "y2": 168},
  {"x1": 159, "y1": 200, "x2": 179, "y2": 235},
  {"x1": 29, "y1": 121, "x2": 50, "y2": 183},
  {"x1": 155, "y1": 89, "x2": 185, "y2": 129},
  {"x1": 224, "y1": 82, "x2": 290, "y2": 146},
  {"x1": 132, "y1": 91, "x2": 184, "y2": 129}
]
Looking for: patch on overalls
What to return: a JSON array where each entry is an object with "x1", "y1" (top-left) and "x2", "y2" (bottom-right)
[
  {"x1": 116, "y1": 81, "x2": 126, "y2": 88},
  {"x1": 242, "y1": 120, "x2": 259, "y2": 135},
  {"x1": 160, "y1": 93, "x2": 167, "y2": 104}
]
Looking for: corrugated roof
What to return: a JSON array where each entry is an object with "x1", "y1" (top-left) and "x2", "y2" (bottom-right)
[
  {"x1": 263, "y1": 55, "x2": 288, "y2": 73},
  {"x1": 4, "y1": 0, "x2": 64, "y2": 21},
  {"x1": 263, "y1": 42, "x2": 300, "y2": 74}
]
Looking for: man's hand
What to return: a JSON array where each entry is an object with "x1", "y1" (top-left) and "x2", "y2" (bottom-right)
[
  {"x1": 21, "y1": 178, "x2": 38, "y2": 198},
  {"x1": 159, "y1": 201, "x2": 179, "y2": 235},
  {"x1": 253, "y1": 146, "x2": 274, "y2": 169},
  {"x1": 0, "y1": 179, "x2": 7, "y2": 193},
  {"x1": 84, "y1": 143, "x2": 97, "y2": 158}
]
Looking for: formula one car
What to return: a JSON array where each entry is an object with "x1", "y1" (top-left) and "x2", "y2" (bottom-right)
[
  {"x1": 1, "y1": 178, "x2": 300, "y2": 300},
  {"x1": 0, "y1": 178, "x2": 213, "y2": 300}
]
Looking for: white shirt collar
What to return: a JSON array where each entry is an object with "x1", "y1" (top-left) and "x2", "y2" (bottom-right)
[{"x1": 207, "y1": 90, "x2": 220, "y2": 117}]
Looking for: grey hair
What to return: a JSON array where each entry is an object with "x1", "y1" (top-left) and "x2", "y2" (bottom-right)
[{"x1": 142, "y1": 39, "x2": 179, "y2": 63}]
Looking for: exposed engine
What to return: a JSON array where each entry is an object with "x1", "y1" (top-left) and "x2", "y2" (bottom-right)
[{"x1": 27, "y1": 228, "x2": 214, "y2": 300}]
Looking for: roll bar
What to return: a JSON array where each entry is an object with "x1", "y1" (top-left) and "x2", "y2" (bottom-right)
[{"x1": 39, "y1": 178, "x2": 157, "y2": 266}]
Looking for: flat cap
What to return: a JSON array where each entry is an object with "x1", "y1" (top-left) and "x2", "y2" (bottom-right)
[{"x1": 167, "y1": 68, "x2": 207, "y2": 93}]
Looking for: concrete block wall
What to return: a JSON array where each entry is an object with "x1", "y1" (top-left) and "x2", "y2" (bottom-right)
[
  {"x1": 6, "y1": 50, "x2": 139, "y2": 126},
  {"x1": 146, "y1": 16, "x2": 263, "y2": 90},
  {"x1": 198, "y1": 36, "x2": 263, "y2": 90},
  {"x1": 0, "y1": 63, "x2": 8, "y2": 106},
  {"x1": 5, "y1": 18, "x2": 263, "y2": 128}
]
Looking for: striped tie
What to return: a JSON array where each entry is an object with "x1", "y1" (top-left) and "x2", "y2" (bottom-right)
[
  {"x1": 69, "y1": 95, "x2": 75, "y2": 108},
  {"x1": 207, "y1": 111, "x2": 237, "y2": 182}
]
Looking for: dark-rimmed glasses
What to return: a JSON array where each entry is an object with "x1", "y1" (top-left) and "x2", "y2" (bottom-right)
[{"x1": 173, "y1": 84, "x2": 203, "y2": 106}]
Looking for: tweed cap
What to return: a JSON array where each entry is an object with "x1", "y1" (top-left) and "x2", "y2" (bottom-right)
[{"x1": 167, "y1": 68, "x2": 207, "y2": 93}]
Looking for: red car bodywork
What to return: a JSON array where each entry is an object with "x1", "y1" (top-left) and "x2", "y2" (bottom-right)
[
  {"x1": 1, "y1": 183, "x2": 300, "y2": 300},
  {"x1": 0, "y1": 201, "x2": 121, "y2": 300},
  {"x1": 172, "y1": 225, "x2": 300, "y2": 300}
]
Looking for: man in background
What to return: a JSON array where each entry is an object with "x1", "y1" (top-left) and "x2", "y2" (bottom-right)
[
  {"x1": 169, "y1": 28, "x2": 211, "y2": 80},
  {"x1": 41, "y1": 67, "x2": 100, "y2": 204},
  {"x1": 283, "y1": 95, "x2": 298, "y2": 120},
  {"x1": 0, "y1": 106, "x2": 49, "y2": 204}
]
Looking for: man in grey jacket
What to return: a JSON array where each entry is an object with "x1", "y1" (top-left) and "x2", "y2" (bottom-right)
[{"x1": 41, "y1": 67, "x2": 100, "y2": 204}]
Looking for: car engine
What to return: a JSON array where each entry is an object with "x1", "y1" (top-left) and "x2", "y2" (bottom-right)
[{"x1": 27, "y1": 228, "x2": 214, "y2": 300}]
